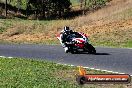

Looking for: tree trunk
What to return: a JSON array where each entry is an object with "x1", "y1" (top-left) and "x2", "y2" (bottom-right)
[
  {"x1": 80, "y1": 0, "x2": 83, "y2": 10},
  {"x1": 5, "y1": 0, "x2": 7, "y2": 16},
  {"x1": 83, "y1": 0, "x2": 87, "y2": 15},
  {"x1": 17, "y1": 0, "x2": 21, "y2": 12}
]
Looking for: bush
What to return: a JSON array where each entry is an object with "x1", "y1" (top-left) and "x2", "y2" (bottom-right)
[
  {"x1": 27, "y1": 0, "x2": 71, "y2": 19},
  {"x1": 87, "y1": 0, "x2": 109, "y2": 10}
]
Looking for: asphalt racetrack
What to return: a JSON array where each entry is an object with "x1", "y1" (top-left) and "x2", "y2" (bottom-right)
[{"x1": 0, "y1": 44, "x2": 132, "y2": 75}]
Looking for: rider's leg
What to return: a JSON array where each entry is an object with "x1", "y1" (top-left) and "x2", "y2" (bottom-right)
[{"x1": 60, "y1": 42, "x2": 69, "y2": 53}]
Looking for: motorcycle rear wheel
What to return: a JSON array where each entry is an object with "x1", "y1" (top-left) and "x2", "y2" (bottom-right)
[{"x1": 86, "y1": 44, "x2": 96, "y2": 54}]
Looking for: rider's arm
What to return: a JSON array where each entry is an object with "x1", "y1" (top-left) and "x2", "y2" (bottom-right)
[
  {"x1": 61, "y1": 33, "x2": 66, "y2": 43},
  {"x1": 73, "y1": 32, "x2": 80, "y2": 35}
]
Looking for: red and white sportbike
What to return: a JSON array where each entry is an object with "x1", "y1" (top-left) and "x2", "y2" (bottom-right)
[{"x1": 57, "y1": 32, "x2": 96, "y2": 54}]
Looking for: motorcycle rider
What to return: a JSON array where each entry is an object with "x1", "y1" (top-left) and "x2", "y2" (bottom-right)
[
  {"x1": 60, "y1": 26, "x2": 81, "y2": 53},
  {"x1": 58, "y1": 26, "x2": 96, "y2": 54}
]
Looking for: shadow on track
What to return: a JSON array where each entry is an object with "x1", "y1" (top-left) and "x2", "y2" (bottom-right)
[
  {"x1": 70, "y1": 52, "x2": 110, "y2": 55},
  {"x1": 95, "y1": 53, "x2": 110, "y2": 55}
]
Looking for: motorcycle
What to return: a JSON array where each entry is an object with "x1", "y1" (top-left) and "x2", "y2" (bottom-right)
[{"x1": 57, "y1": 32, "x2": 96, "y2": 54}]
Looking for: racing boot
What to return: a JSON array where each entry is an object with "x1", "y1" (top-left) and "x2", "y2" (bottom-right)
[{"x1": 64, "y1": 47, "x2": 69, "y2": 53}]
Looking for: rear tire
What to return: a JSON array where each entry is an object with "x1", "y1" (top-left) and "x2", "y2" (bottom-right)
[{"x1": 86, "y1": 44, "x2": 96, "y2": 54}]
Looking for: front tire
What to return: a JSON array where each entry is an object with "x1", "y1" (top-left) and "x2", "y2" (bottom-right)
[
  {"x1": 68, "y1": 45, "x2": 78, "y2": 54},
  {"x1": 70, "y1": 48, "x2": 78, "y2": 54}
]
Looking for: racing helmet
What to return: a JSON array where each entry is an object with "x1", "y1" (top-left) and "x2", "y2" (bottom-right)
[{"x1": 63, "y1": 26, "x2": 73, "y2": 34}]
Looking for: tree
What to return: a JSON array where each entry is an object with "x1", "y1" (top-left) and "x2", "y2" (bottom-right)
[{"x1": 27, "y1": 0, "x2": 71, "y2": 19}]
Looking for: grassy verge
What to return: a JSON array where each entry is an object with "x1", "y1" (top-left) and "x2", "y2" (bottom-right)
[
  {"x1": 0, "y1": 19, "x2": 13, "y2": 33},
  {"x1": 0, "y1": 57, "x2": 131, "y2": 88},
  {"x1": 124, "y1": 41, "x2": 132, "y2": 48},
  {"x1": 0, "y1": 18, "x2": 132, "y2": 48},
  {"x1": 0, "y1": 18, "x2": 71, "y2": 44}
]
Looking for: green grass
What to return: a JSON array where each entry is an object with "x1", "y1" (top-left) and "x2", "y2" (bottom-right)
[
  {"x1": 92, "y1": 39, "x2": 132, "y2": 48},
  {"x1": 0, "y1": 19, "x2": 13, "y2": 33},
  {"x1": 124, "y1": 41, "x2": 132, "y2": 48},
  {"x1": 0, "y1": 27, "x2": 5, "y2": 33},
  {"x1": 0, "y1": 57, "x2": 131, "y2": 88},
  {"x1": 92, "y1": 40, "x2": 132, "y2": 48},
  {"x1": 0, "y1": 18, "x2": 57, "y2": 34},
  {"x1": 0, "y1": 57, "x2": 78, "y2": 88}
]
